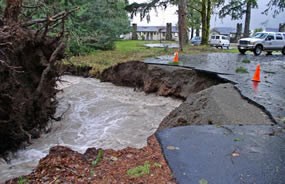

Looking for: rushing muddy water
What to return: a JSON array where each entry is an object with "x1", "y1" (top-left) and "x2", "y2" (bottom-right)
[{"x1": 0, "y1": 76, "x2": 181, "y2": 182}]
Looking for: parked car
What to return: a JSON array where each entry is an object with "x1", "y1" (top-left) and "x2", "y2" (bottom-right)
[
  {"x1": 237, "y1": 32, "x2": 285, "y2": 56},
  {"x1": 191, "y1": 36, "x2": 201, "y2": 45},
  {"x1": 209, "y1": 35, "x2": 230, "y2": 49}
]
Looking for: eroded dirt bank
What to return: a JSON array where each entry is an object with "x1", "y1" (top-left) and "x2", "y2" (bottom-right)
[{"x1": 100, "y1": 61, "x2": 222, "y2": 99}]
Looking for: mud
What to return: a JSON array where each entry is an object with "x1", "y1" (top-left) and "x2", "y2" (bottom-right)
[
  {"x1": 100, "y1": 61, "x2": 222, "y2": 99},
  {"x1": 59, "y1": 64, "x2": 92, "y2": 77}
]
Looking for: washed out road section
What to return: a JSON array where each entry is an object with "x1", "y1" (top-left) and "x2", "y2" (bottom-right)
[
  {"x1": 145, "y1": 53, "x2": 285, "y2": 124},
  {"x1": 156, "y1": 125, "x2": 285, "y2": 184},
  {"x1": 0, "y1": 76, "x2": 181, "y2": 182}
]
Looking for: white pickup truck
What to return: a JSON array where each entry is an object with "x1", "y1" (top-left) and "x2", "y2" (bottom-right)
[{"x1": 238, "y1": 32, "x2": 285, "y2": 56}]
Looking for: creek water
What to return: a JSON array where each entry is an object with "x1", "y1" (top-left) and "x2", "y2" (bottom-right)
[{"x1": 0, "y1": 76, "x2": 181, "y2": 182}]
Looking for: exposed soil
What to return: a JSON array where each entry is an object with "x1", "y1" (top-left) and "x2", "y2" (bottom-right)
[
  {"x1": 101, "y1": 61, "x2": 223, "y2": 99},
  {"x1": 59, "y1": 64, "x2": 92, "y2": 78},
  {"x1": 6, "y1": 135, "x2": 175, "y2": 184},
  {"x1": 0, "y1": 25, "x2": 64, "y2": 156}
]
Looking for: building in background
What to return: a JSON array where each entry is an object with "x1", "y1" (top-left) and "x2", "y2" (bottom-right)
[{"x1": 123, "y1": 23, "x2": 179, "y2": 41}]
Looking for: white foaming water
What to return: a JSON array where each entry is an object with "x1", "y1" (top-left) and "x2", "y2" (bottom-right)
[{"x1": 0, "y1": 76, "x2": 181, "y2": 182}]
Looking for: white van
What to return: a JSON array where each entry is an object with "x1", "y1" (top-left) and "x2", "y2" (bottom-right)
[{"x1": 210, "y1": 35, "x2": 230, "y2": 49}]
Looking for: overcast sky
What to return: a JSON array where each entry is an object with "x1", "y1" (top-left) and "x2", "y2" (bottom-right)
[{"x1": 129, "y1": 0, "x2": 285, "y2": 29}]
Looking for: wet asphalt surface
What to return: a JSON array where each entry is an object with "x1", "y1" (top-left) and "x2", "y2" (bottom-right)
[
  {"x1": 145, "y1": 52, "x2": 285, "y2": 184},
  {"x1": 145, "y1": 53, "x2": 285, "y2": 125},
  {"x1": 156, "y1": 125, "x2": 285, "y2": 184}
]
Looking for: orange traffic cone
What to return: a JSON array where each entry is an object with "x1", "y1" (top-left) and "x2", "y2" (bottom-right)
[
  {"x1": 173, "y1": 51, "x2": 179, "y2": 62},
  {"x1": 252, "y1": 64, "x2": 261, "y2": 82}
]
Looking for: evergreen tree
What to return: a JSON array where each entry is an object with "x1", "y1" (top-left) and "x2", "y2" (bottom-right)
[{"x1": 0, "y1": 0, "x2": 130, "y2": 55}]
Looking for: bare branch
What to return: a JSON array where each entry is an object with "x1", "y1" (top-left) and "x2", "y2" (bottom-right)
[
  {"x1": 36, "y1": 42, "x2": 65, "y2": 94},
  {"x1": 22, "y1": 7, "x2": 79, "y2": 27}
]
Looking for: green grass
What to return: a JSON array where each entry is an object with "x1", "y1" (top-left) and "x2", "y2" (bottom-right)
[
  {"x1": 65, "y1": 40, "x2": 239, "y2": 76},
  {"x1": 242, "y1": 59, "x2": 251, "y2": 63},
  {"x1": 235, "y1": 66, "x2": 249, "y2": 74},
  {"x1": 127, "y1": 161, "x2": 150, "y2": 178},
  {"x1": 91, "y1": 149, "x2": 104, "y2": 167},
  {"x1": 17, "y1": 177, "x2": 28, "y2": 184}
]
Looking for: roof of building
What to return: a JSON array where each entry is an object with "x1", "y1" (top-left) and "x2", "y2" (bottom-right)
[
  {"x1": 137, "y1": 26, "x2": 178, "y2": 33},
  {"x1": 264, "y1": 27, "x2": 279, "y2": 32},
  {"x1": 211, "y1": 27, "x2": 237, "y2": 35}
]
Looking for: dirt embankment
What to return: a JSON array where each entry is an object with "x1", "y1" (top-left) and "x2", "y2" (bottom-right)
[
  {"x1": 100, "y1": 61, "x2": 222, "y2": 99},
  {"x1": 0, "y1": 25, "x2": 64, "y2": 156},
  {"x1": 59, "y1": 64, "x2": 92, "y2": 78}
]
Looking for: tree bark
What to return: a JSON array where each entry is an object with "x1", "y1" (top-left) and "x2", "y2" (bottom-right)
[
  {"x1": 244, "y1": 1, "x2": 251, "y2": 37},
  {"x1": 178, "y1": 0, "x2": 187, "y2": 51},
  {"x1": 205, "y1": 0, "x2": 211, "y2": 45},
  {"x1": 191, "y1": 27, "x2": 194, "y2": 39},
  {"x1": 201, "y1": 0, "x2": 207, "y2": 45},
  {"x1": 4, "y1": 0, "x2": 22, "y2": 24}
]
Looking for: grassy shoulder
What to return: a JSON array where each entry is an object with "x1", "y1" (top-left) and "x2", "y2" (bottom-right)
[{"x1": 64, "y1": 40, "x2": 238, "y2": 76}]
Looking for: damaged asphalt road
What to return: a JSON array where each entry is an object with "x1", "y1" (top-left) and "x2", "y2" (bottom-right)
[
  {"x1": 145, "y1": 53, "x2": 285, "y2": 125},
  {"x1": 146, "y1": 53, "x2": 285, "y2": 184},
  {"x1": 156, "y1": 125, "x2": 285, "y2": 184}
]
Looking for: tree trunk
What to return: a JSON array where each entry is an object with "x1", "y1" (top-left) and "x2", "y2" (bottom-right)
[
  {"x1": 244, "y1": 1, "x2": 251, "y2": 37},
  {"x1": 4, "y1": 0, "x2": 22, "y2": 24},
  {"x1": 201, "y1": 0, "x2": 207, "y2": 45},
  {"x1": 205, "y1": 0, "x2": 211, "y2": 45},
  {"x1": 178, "y1": 0, "x2": 187, "y2": 51},
  {"x1": 191, "y1": 27, "x2": 194, "y2": 39}
]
